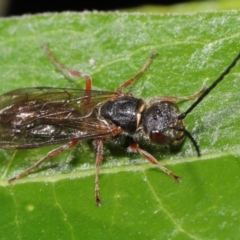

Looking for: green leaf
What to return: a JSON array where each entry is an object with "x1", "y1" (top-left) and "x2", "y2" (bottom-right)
[
  {"x1": 0, "y1": 11, "x2": 240, "y2": 239},
  {"x1": 130, "y1": 0, "x2": 240, "y2": 13}
]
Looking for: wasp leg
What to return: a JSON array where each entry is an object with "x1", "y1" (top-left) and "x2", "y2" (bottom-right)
[
  {"x1": 150, "y1": 88, "x2": 207, "y2": 104},
  {"x1": 116, "y1": 51, "x2": 158, "y2": 94},
  {"x1": 129, "y1": 142, "x2": 181, "y2": 182},
  {"x1": 42, "y1": 43, "x2": 92, "y2": 91},
  {"x1": 8, "y1": 140, "x2": 79, "y2": 183},
  {"x1": 94, "y1": 139, "x2": 104, "y2": 206}
]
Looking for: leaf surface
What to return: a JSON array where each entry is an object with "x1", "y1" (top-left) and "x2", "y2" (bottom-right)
[{"x1": 0, "y1": 11, "x2": 240, "y2": 239}]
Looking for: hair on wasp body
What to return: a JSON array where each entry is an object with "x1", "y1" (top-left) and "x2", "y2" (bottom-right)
[{"x1": 0, "y1": 44, "x2": 239, "y2": 206}]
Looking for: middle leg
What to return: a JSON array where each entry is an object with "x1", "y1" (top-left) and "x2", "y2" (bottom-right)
[
  {"x1": 116, "y1": 51, "x2": 158, "y2": 94},
  {"x1": 93, "y1": 139, "x2": 104, "y2": 206}
]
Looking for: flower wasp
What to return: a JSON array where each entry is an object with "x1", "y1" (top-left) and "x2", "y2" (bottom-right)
[{"x1": 0, "y1": 44, "x2": 239, "y2": 206}]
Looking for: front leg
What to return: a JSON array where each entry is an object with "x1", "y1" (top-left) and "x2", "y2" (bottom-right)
[{"x1": 129, "y1": 142, "x2": 181, "y2": 182}]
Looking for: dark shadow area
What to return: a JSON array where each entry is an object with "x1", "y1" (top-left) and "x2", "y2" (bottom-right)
[{"x1": 6, "y1": 0, "x2": 199, "y2": 16}]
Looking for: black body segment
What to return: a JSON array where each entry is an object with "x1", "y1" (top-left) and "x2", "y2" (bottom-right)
[
  {"x1": 142, "y1": 102, "x2": 185, "y2": 145},
  {"x1": 100, "y1": 96, "x2": 144, "y2": 133}
]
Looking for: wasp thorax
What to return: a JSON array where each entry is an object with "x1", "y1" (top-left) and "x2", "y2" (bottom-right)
[
  {"x1": 142, "y1": 102, "x2": 184, "y2": 145},
  {"x1": 100, "y1": 96, "x2": 145, "y2": 133}
]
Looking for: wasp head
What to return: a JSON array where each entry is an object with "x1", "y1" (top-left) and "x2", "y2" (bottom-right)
[{"x1": 142, "y1": 101, "x2": 200, "y2": 156}]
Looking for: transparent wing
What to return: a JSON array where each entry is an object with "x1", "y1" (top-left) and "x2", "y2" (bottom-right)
[{"x1": 0, "y1": 87, "x2": 119, "y2": 149}]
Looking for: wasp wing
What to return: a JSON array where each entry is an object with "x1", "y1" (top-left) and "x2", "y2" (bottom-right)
[{"x1": 0, "y1": 87, "x2": 119, "y2": 149}]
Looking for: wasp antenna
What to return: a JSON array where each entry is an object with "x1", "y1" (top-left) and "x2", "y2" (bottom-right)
[
  {"x1": 183, "y1": 128, "x2": 201, "y2": 157},
  {"x1": 179, "y1": 52, "x2": 240, "y2": 120},
  {"x1": 174, "y1": 127, "x2": 200, "y2": 156}
]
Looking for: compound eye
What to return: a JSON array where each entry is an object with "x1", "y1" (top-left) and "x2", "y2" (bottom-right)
[{"x1": 150, "y1": 131, "x2": 171, "y2": 145}]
